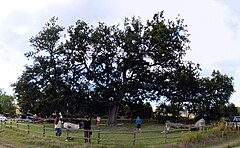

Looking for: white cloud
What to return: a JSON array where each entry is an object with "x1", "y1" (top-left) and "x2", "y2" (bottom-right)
[
  {"x1": 0, "y1": 41, "x2": 26, "y2": 95},
  {"x1": 0, "y1": 0, "x2": 68, "y2": 13},
  {"x1": 14, "y1": 26, "x2": 29, "y2": 35}
]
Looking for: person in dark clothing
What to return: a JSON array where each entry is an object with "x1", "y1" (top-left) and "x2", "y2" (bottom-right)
[{"x1": 83, "y1": 115, "x2": 92, "y2": 143}]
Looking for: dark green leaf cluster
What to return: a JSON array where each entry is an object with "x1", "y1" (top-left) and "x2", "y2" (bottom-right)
[{"x1": 12, "y1": 12, "x2": 235, "y2": 123}]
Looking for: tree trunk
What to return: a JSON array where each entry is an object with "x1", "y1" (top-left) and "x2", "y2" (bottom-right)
[
  {"x1": 107, "y1": 70, "x2": 127, "y2": 125},
  {"x1": 108, "y1": 105, "x2": 119, "y2": 125}
]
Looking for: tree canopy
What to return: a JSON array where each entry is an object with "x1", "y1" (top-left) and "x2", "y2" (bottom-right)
[{"x1": 12, "y1": 12, "x2": 235, "y2": 123}]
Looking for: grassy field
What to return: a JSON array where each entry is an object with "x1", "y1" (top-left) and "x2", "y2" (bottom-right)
[
  {"x1": 1, "y1": 121, "x2": 239, "y2": 148},
  {"x1": 0, "y1": 121, "x2": 190, "y2": 148}
]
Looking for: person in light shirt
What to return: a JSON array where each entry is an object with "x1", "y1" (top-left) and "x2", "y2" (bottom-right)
[{"x1": 54, "y1": 111, "x2": 62, "y2": 136}]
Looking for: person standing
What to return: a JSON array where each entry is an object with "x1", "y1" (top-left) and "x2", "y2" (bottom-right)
[
  {"x1": 54, "y1": 111, "x2": 62, "y2": 136},
  {"x1": 136, "y1": 116, "x2": 142, "y2": 132},
  {"x1": 83, "y1": 115, "x2": 92, "y2": 143},
  {"x1": 131, "y1": 112, "x2": 134, "y2": 124},
  {"x1": 97, "y1": 116, "x2": 101, "y2": 126}
]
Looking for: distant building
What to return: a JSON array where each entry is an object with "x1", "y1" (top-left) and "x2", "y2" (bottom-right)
[{"x1": 15, "y1": 105, "x2": 21, "y2": 115}]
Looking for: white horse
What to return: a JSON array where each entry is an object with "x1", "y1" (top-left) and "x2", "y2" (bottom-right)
[
  {"x1": 194, "y1": 118, "x2": 205, "y2": 133},
  {"x1": 63, "y1": 122, "x2": 82, "y2": 130},
  {"x1": 162, "y1": 121, "x2": 189, "y2": 133},
  {"x1": 162, "y1": 119, "x2": 206, "y2": 133}
]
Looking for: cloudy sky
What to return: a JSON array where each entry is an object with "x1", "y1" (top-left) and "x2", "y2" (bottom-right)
[{"x1": 0, "y1": 0, "x2": 240, "y2": 106}]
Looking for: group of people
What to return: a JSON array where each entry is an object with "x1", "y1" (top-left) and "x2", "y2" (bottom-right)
[
  {"x1": 54, "y1": 111, "x2": 142, "y2": 143},
  {"x1": 54, "y1": 111, "x2": 95, "y2": 143}
]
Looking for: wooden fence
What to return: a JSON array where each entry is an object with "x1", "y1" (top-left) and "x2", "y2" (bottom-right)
[{"x1": 1, "y1": 120, "x2": 190, "y2": 145}]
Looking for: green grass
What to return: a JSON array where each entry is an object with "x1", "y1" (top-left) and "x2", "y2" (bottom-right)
[
  {"x1": 0, "y1": 121, "x2": 189, "y2": 147},
  {"x1": 1, "y1": 121, "x2": 239, "y2": 148}
]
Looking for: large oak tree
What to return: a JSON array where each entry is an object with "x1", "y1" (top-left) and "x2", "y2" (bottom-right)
[{"x1": 13, "y1": 12, "x2": 234, "y2": 123}]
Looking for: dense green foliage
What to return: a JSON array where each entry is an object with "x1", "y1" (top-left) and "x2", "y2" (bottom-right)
[
  {"x1": 0, "y1": 89, "x2": 16, "y2": 116},
  {"x1": 1, "y1": 95, "x2": 16, "y2": 116},
  {"x1": 12, "y1": 12, "x2": 235, "y2": 123},
  {"x1": 0, "y1": 89, "x2": 4, "y2": 113},
  {"x1": 156, "y1": 70, "x2": 237, "y2": 121}
]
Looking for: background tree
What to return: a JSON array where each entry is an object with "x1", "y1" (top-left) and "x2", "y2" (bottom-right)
[
  {"x1": 161, "y1": 62, "x2": 201, "y2": 119},
  {"x1": 0, "y1": 89, "x2": 6, "y2": 113},
  {"x1": 224, "y1": 103, "x2": 238, "y2": 117},
  {"x1": 196, "y1": 70, "x2": 234, "y2": 120},
  {"x1": 1, "y1": 95, "x2": 16, "y2": 116},
  {"x1": 155, "y1": 69, "x2": 234, "y2": 122},
  {"x1": 122, "y1": 100, "x2": 153, "y2": 119}
]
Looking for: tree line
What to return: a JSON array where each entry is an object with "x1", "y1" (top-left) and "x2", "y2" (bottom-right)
[{"x1": 11, "y1": 12, "x2": 237, "y2": 124}]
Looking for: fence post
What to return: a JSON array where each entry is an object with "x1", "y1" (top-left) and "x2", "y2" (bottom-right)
[
  {"x1": 16, "y1": 122, "x2": 19, "y2": 132},
  {"x1": 27, "y1": 124, "x2": 30, "y2": 134},
  {"x1": 133, "y1": 131, "x2": 136, "y2": 145},
  {"x1": 97, "y1": 130, "x2": 100, "y2": 144},
  {"x1": 43, "y1": 125, "x2": 45, "y2": 137},
  {"x1": 164, "y1": 131, "x2": 167, "y2": 143}
]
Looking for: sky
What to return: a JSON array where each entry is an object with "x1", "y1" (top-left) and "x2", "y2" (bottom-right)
[{"x1": 0, "y1": 0, "x2": 240, "y2": 107}]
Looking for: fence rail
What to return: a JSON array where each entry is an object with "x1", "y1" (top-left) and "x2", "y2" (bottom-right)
[{"x1": 1, "y1": 120, "x2": 190, "y2": 145}]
